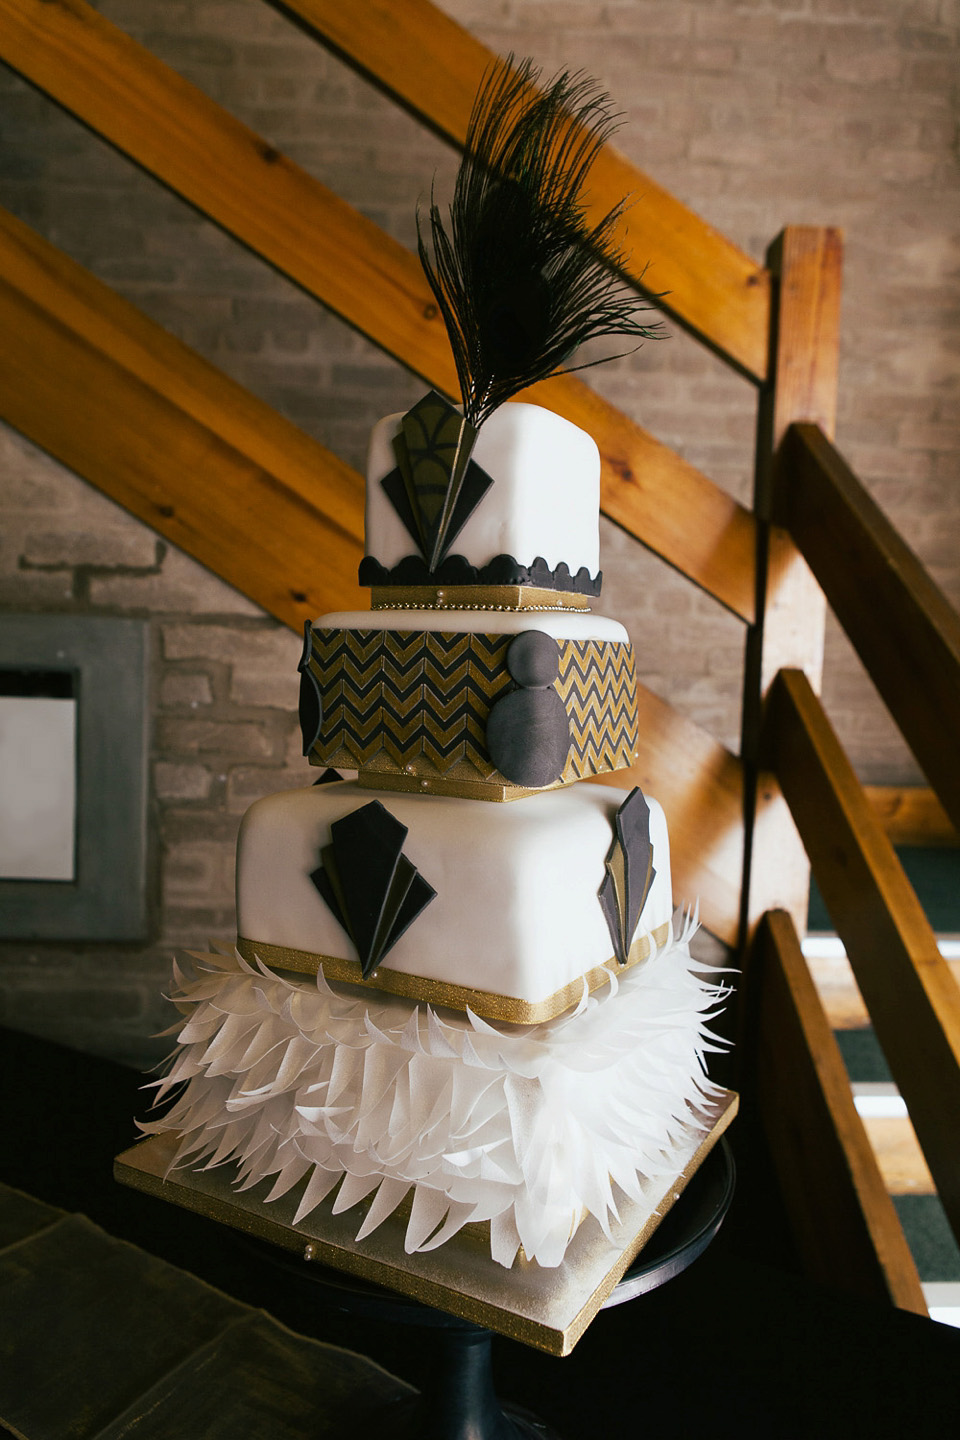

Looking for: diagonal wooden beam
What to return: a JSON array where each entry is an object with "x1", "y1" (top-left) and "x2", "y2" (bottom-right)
[
  {"x1": 0, "y1": 0, "x2": 757, "y2": 623},
  {"x1": 766, "y1": 667, "x2": 960, "y2": 1250},
  {"x1": 277, "y1": 0, "x2": 772, "y2": 382},
  {"x1": 780, "y1": 422, "x2": 960, "y2": 836},
  {"x1": 0, "y1": 206, "x2": 365, "y2": 628},
  {"x1": 754, "y1": 909, "x2": 926, "y2": 1312}
]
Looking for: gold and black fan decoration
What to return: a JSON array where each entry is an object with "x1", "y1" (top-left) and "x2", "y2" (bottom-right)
[
  {"x1": 598, "y1": 788, "x2": 657, "y2": 966},
  {"x1": 380, "y1": 390, "x2": 494, "y2": 572},
  {"x1": 311, "y1": 802, "x2": 436, "y2": 978}
]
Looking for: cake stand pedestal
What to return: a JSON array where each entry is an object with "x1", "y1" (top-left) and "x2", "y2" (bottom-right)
[
  {"x1": 116, "y1": 1090, "x2": 735, "y2": 1355},
  {"x1": 237, "y1": 1136, "x2": 735, "y2": 1440},
  {"x1": 116, "y1": 1093, "x2": 735, "y2": 1438}
]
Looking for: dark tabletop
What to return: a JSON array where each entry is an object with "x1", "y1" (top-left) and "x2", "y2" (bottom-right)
[{"x1": 2, "y1": 1024, "x2": 958, "y2": 1440}]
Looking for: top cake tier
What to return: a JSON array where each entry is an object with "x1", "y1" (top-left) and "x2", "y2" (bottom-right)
[{"x1": 357, "y1": 394, "x2": 602, "y2": 604}]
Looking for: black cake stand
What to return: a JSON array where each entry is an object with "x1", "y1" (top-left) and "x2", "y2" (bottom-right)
[{"x1": 238, "y1": 1138, "x2": 735, "y2": 1440}]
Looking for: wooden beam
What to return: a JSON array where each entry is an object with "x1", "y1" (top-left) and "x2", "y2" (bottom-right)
[
  {"x1": 0, "y1": 0, "x2": 757, "y2": 623},
  {"x1": 0, "y1": 207, "x2": 365, "y2": 628},
  {"x1": 754, "y1": 910, "x2": 927, "y2": 1313},
  {"x1": 766, "y1": 230, "x2": 843, "y2": 455},
  {"x1": 531, "y1": 375, "x2": 756, "y2": 624},
  {"x1": 780, "y1": 423, "x2": 960, "y2": 837},
  {"x1": 589, "y1": 685, "x2": 745, "y2": 947},
  {"x1": 866, "y1": 787, "x2": 958, "y2": 848},
  {"x1": 279, "y1": 0, "x2": 772, "y2": 383},
  {"x1": 742, "y1": 228, "x2": 842, "y2": 938},
  {"x1": 765, "y1": 668, "x2": 960, "y2": 1249},
  {"x1": 808, "y1": 950, "x2": 960, "y2": 1031}
]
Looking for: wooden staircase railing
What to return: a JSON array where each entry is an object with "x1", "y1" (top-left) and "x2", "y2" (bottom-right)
[
  {"x1": 764, "y1": 668, "x2": 960, "y2": 1272},
  {"x1": 754, "y1": 909, "x2": 928, "y2": 1313},
  {"x1": 2, "y1": 0, "x2": 958, "y2": 1315},
  {"x1": 778, "y1": 423, "x2": 960, "y2": 836}
]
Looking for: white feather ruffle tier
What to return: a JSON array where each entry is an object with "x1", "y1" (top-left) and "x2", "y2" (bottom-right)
[{"x1": 143, "y1": 912, "x2": 728, "y2": 1268}]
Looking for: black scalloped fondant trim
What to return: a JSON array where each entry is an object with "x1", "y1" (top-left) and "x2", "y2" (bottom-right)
[{"x1": 358, "y1": 553, "x2": 602, "y2": 596}]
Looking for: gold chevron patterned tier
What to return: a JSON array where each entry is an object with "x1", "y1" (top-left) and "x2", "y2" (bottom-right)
[{"x1": 301, "y1": 625, "x2": 639, "y2": 799}]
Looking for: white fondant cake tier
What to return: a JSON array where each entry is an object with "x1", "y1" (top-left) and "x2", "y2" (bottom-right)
[
  {"x1": 365, "y1": 402, "x2": 600, "y2": 579},
  {"x1": 143, "y1": 914, "x2": 725, "y2": 1268},
  {"x1": 236, "y1": 780, "x2": 672, "y2": 1020}
]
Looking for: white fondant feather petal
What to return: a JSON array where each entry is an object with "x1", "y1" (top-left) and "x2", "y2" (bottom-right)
[{"x1": 145, "y1": 937, "x2": 726, "y2": 1268}]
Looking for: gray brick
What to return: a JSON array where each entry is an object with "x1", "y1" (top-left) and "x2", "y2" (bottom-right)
[
  {"x1": 154, "y1": 761, "x2": 214, "y2": 800},
  {"x1": 20, "y1": 529, "x2": 160, "y2": 569},
  {"x1": 157, "y1": 717, "x2": 276, "y2": 759},
  {"x1": 160, "y1": 672, "x2": 214, "y2": 707},
  {"x1": 90, "y1": 548, "x2": 262, "y2": 615}
]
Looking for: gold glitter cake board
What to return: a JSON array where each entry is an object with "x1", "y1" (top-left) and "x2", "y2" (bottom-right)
[{"x1": 115, "y1": 1089, "x2": 736, "y2": 1357}]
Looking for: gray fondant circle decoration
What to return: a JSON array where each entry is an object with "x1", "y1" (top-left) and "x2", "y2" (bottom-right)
[
  {"x1": 486, "y1": 631, "x2": 570, "y2": 787},
  {"x1": 505, "y1": 629, "x2": 561, "y2": 688}
]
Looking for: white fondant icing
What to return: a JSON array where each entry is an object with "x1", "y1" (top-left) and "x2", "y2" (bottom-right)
[
  {"x1": 314, "y1": 610, "x2": 627, "y2": 641},
  {"x1": 144, "y1": 913, "x2": 725, "y2": 1267},
  {"x1": 236, "y1": 781, "x2": 672, "y2": 1005},
  {"x1": 365, "y1": 402, "x2": 601, "y2": 577}
]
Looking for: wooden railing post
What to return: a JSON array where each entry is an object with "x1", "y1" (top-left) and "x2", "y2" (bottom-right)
[{"x1": 741, "y1": 227, "x2": 843, "y2": 941}]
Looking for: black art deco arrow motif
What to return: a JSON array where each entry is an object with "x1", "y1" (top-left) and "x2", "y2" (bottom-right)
[
  {"x1": 598, "y1": 787, "x2": 657, "y2": 966},
  {"x1": 311, "y1": 801, "x2": 436, "y2": 979},
  {"x1": 380, "y1": 390, "x2": 494, "y2": 572}
]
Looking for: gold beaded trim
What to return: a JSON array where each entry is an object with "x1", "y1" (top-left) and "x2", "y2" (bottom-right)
[{"x1": 370, "y1": 585, "x2": 590, "y2": 612}]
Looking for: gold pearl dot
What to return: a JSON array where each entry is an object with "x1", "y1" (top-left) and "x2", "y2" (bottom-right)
[{"x1": 303, "y1": 1243, "x2": 317, "y2": 1262}]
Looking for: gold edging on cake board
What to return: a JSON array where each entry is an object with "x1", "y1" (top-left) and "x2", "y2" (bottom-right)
[
  {"x1": 371, "y1": 584, "x2": 589, "y2": 611},
  {"x1": 115, "y1": 1090, "x2": 737, "y2": 1357},
  {"x1": 235, "y1": 921, "x2": 671, "y2": 1023}
]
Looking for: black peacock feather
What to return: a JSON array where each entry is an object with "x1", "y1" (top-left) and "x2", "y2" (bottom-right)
[
  {"x1": 417, "y1": 56, "x2": 663, "y2": 432},
  {"x1": 412, "y1": 57, "x2": 663, "y2": 568}
]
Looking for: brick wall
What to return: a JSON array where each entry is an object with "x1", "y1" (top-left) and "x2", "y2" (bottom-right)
[{"x1": 1, "y1": 0, "x2": 957, "y2": 1062}]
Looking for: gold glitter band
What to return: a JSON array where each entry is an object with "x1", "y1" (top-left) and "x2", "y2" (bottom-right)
[
  {"x1": 236, "y1": 921, "x2": 671, "y2": 1024},
  {"x1": 370, "y1": 585, "x2": 589, "y2": 612},
  {"x1": 357, "y1": 769, "x2": 544, "y2": 802}
]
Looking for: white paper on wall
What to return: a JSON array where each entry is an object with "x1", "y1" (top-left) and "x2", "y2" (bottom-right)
[{"x1": 0, "y1": 695, "x2": 77, "y2": 880}]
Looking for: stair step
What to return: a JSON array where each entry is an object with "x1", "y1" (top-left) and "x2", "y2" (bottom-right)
[
  {"x1": 922, "y1": 1283, "x2": 960, "y2": 1329},
  {"x1": 803, "y1": 938, "x2": 960, "y2": 1031},
  {"x1": 854, "y1": 1088, "x2": 934, "y2": 1195},
  {"x1": 802, "y1": 934, "x2": 960, "y2": 1297}
]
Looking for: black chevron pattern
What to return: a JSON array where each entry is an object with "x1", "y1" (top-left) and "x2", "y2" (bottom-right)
[{"x1": 304, "y1": 627, "x2": 638, "y2": 787}]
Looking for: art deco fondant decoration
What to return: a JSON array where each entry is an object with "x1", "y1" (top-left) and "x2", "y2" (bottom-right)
[
  {"x1": 311, "y1": 802, "x2": 436, "y2": 978},
  {"x1": 417, "y1": 56, "x2": 663, "y2": 432},
  {"x1": 380, "y1": 390, "x2": 494, "y2": 573},
  {"x1": 359, "y1": 552, "x2": 602, "y2": 596},
  {"x1": 313, "y1": 768, "x2": 343, "y2": 786},
  {"x1": 297, "y1": 620, "x2": 323, "y2": 757},
  {"x1": 486, "y1": 631, "x2": 570, "y2": 786},
  {"x1": 598, "y1": 788, "x2": 657, "y2": 965}
]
